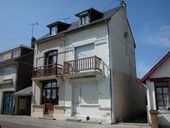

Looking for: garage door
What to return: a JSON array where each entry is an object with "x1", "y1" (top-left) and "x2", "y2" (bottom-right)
[{"x1": 72, "y1": 80, "x2": 98, "y2": 115}]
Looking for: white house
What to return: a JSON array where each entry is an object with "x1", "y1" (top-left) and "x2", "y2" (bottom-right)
[
  {"x1": 31, "y1": 1, "x2": 145, "y2": 124},
  {"x1": 141, "y1": 51, "x2": 170, "y2": 127}
]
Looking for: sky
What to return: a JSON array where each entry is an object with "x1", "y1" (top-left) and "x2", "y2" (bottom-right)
[{"x1": 0, "y1": 0, "x2": 169, "y2": 78}]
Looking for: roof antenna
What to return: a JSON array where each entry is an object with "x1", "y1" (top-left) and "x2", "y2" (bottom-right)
[
  {"x1": 29, "y1": 22, "x2": 38, "y2": 48},
  {"x1": 29, "y1": 22, "x2": 39, "y2": 37},
  {"x1": 57, "y1": 17, "x2": 70, "y2": 23}
]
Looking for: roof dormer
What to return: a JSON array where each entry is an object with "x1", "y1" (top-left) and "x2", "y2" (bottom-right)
[
  {"x1": 47, "y1": 21, "x2": 70, "y2": 35},
  {"x1": 75, "y1": 8, "x2": 103, "y2": 26}
]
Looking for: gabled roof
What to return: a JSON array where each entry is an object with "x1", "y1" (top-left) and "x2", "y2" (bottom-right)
[
  {"x1": 37, "y1": 7, "x2": 121, "y2": 42},
  {"x1": 140, "y1": 51, "x2": 170, "y2": 83}
]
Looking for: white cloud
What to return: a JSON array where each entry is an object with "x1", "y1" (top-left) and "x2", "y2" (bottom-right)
[
  {"x1": 142, "y1": 25, "x2": 170, "y2": 48},
  {"x1": 137, "y1": 62, "x2": 152, "y2": 78}
]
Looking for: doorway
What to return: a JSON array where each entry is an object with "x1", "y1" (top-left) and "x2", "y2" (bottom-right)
[
  {"x1": 3, "y1": 91, "x2": 14, "y2": 115},
  {"x1": 42, "y1": 81, "x2": 59, "y2": 115}
]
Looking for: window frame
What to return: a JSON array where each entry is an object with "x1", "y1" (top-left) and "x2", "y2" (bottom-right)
[
  {"x1": 154, "y1": 81, "x2": 170, "y2": 110},
  {"x1": 80, "y1": 14, "x2": 90, "y2": 26}
]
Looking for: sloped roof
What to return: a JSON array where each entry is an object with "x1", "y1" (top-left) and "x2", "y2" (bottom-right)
[
  {"x1": 140, "y1": 51, "x2": 170, "y2": 83},
  {"x1": 37, "y1": 7, "x2": 120, "y2": 42},
  {"x1": 13, "y1": 86, "x2": 32, "y2": 96}
]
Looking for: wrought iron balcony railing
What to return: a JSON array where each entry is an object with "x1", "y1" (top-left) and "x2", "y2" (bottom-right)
[{"x1": 32, "y1": 64, "x2": 63, "y2": 78}]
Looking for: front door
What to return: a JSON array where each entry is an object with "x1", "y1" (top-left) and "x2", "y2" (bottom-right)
[
  {"x1": 3, "y1": 91, "x2": 14, "y2": 115},
  {"x1": 42, "y1": 81, "x2": 59, "y2": 114}
]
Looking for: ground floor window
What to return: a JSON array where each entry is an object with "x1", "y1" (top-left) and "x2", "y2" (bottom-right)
[
  {"x1": 42, "y1": 81, "x2": 59, "y2": 105},
  {"x1": 155, "y1": 81, "x2": 170, "y2": 110}
]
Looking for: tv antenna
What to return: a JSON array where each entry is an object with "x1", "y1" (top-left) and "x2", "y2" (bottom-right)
[
  {"x1": 29, "y1": 22, "x2": 39, "y2": 37},
  {"x1": 57, "y1": 17, "x2": 70, "y2": 23}
]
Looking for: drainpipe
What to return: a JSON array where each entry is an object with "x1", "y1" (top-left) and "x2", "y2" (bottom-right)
[
  {"x1": 105, "y1": 19, "x2": 115, "y2": 123},
  {"x1": 142, "y1": 83, "x2": 151, "y2": 124}
]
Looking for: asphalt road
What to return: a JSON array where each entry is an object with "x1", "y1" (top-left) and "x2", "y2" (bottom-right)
[
  {"x1": 0, "y1": 115, "x2": 151, "y2": 128},
  {"x1": 0, "y1": 121, "x2": 47, "y2": 128}
]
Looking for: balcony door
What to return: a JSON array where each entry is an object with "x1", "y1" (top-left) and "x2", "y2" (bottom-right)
[
  {"x1": 45, "y1": 50, "x2": 58, "y2": 75},
  {"x1": 75, "y1": 44, "x2": 94, "y2": 71}
]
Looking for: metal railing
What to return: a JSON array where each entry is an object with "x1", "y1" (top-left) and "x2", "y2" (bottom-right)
[
  {"x1": 32, "y1": 64, "x2": 63, "y2": 78},
  {"x1": 64, "y1": 56, "x2": 106, "y2": 74}
]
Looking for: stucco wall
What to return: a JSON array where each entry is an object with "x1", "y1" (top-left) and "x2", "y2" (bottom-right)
[
  {"x1": 146, "y1": 57, "x2": 170, "y2": 126},
  {"x1": 108, "y1": 7, "x2": 145, "y2": 121},
  {"x1": 34, "y1": 36, "x2": 65, "y2": 67}
]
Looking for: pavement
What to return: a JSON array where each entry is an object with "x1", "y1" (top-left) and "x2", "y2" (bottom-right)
[{"x1": 0, "y1": 115, "x2": 151, "y2": 128}]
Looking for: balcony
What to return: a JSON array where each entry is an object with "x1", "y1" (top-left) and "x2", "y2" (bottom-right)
[
  {"x1": 64, "y1": 56, "x2": 108, "y2": 77},
  {"x1": 32, "y1": 64, "x2": 63, "y2": 80}
]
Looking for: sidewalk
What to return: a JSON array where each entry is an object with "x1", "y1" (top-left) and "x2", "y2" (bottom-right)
[{"x1": 0, "y1": 115, "x2": 151, "y2": 128}]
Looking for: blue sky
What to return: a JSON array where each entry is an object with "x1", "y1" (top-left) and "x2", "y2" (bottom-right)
[{"x1": 0, "y1": 0, "x2": 169, "y2": 78}]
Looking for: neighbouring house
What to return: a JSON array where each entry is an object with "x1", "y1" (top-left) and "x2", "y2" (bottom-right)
[
  {"x1": 31, "y1": 1, "x2": 146, "y2": 124},
  {"x1": 140, "y1": 51, "x2": 170, "y2": 127},
  {"x1": 0, "y1": 45, "x2": 33, "y2": 115}
]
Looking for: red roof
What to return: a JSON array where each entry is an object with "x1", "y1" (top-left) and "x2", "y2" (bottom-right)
[{"x1": 140, "y1": 51, "x2": 170, "y2": 83}]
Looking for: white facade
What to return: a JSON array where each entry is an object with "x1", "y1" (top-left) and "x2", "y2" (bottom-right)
[
  {"x1": 142, "y1": 52, "x2": 170, "y2": 127},
  {"x1": 32, "y1": 4, "x2": 145, "y2": 124}
]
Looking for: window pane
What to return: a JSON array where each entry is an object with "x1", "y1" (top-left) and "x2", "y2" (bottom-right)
[
  {"x1": 158, "y1": 101, "x2": 164, "y2": 107},
  {"x1": 47, "y1": 83, "x2": 51, "y2": 88},
  {"x1": 156, "y1": 88, "x2": 162, "y2": 94},
  {"x1": 47, "y1": 89, "x2": 51, "y2": 99},
  {"x1": 52, "y1": 82, "x2": 57, "y2": 88},
  {"x1": 163, "y1": 88, "x2": 168, "y2": 94},
  {"x1": 52, "y1": 89, "x2": 56, "y2": 99},
  {"x1": 157, "y1": 95, "x2": 163, "y2": 100}
]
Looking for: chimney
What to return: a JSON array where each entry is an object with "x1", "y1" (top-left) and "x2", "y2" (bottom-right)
[
  {"x1": 31, "y1": 36, "x2": 36, "y2": 49},
  {"x1": 120, "y1": 0, "x2": 126, "y2": 9}
]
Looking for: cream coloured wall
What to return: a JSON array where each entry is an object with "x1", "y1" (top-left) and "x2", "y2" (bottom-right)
[
  {"x1": 108, "y1": 7, "x2": 145, "y2": 122},
  {"x1": 145, "y1": 57, "x2": 170, "y2": 126},
  {"x1": 34, "y1": 36, "x2": 65, "y2": 68}
]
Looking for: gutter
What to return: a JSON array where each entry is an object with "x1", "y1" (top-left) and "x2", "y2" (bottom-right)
[{"x1": 105, "y1": 19, "x2": 115, "y2": 123}]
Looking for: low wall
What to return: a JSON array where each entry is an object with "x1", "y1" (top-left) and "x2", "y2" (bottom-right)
[
  {"x1": 53, "y1": 105, "x2": 65, "y2": 120},
  {"x1": 31, "y1": 104, "x2": 44, "y2": 118}
]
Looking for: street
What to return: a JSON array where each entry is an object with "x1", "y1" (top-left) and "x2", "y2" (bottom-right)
[{"x1": 0, "y1": 115, "x2": 150, "y2": 128}]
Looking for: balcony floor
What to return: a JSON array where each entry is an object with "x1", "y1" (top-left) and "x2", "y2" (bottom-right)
[
  {"x1": 32, "y1": 75, "x2": 62, "y2": 81},
  {"x1": 63, "y1": 70, "x2": 102, "y2": 79}
]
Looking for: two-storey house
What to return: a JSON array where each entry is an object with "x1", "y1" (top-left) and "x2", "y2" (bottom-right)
[
  {"x1": 0, "y1": 45, "x2": 33, "y2": 115},
  {"x1": 31, "y1": 1, "x2": 145, "y2": 124}
]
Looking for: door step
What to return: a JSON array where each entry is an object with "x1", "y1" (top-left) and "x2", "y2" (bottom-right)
[{"x1": 39, "y1": 115, "x2": 56, "y2": 120}]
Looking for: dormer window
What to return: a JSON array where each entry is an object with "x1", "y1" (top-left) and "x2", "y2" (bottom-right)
[
  {"x1": 47, "y1": 21, "x2": 70, "y2": 36},
  {"x1": 80, "y1": 15, "x2": 90, "y2": 26},
  {"x1": 12, "y1": 49, "x2": 20, "y2": 58},
  {"x1": 75, "y1": 8, "x2": 103, "y2": 27},
  {"x1": 51, "y1": 26, "x2": 58, "y2": 35}
]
